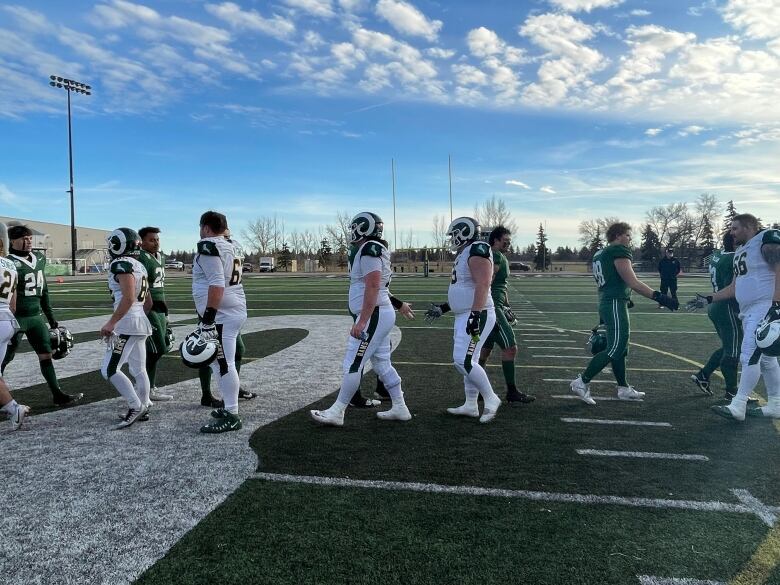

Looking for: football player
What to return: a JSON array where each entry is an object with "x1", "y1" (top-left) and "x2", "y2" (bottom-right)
[
  {"x1": 192, "y1": 211, "x2": 247, "y2": 433},
  {"x1": 478, "y1": 226, "x2": 535, "y2": 404},
  {"x1": 100, "y1": 228, "x2": 153, "y2": 429},
  {"x1": 689, "y1": 214, "x2": 780, "y2": 421},
  {"x1": 689, "y1": 232, "x2": 742, "y2": 399},
  {"x1": 0, "y1": 225, "x2": 30, "y2": 430},
  {"x1": 570, "y1": 222, "x2": 678, "y2": 405},
  {"x1": 310, "y1": 212, "x2": 411, "y2": 426},
  {"x1": 1, "y1": 225, "x2": 82, "y2": 406},
  {"x1": 371, "y1": 292, "x2": 414, "y2": 402},
  {"x1": 137, "y1": 226, "x2": 173, "y2": 402},
  {"x1": 426, "y1": 216, "x2": 501, "y2": 423}
]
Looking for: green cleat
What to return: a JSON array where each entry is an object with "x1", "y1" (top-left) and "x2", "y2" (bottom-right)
[
  {"x1": 200, "y1": 411, "x2": 242, "y2": 433},
  {"x1": 711, "y1": 405, "x2": 745, "y2": 422},
  {"x1": 746, "y1": 406, "x2": 780, "y2": 418}
]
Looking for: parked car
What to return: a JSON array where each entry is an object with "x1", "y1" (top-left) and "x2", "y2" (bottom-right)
[
  {"x1": 165, "y1": 260, "x2": 184, "y2": 270},
  {"x1": 243, "y1": 262, "x2": 253, "y2": 273},
  {"x1": 510, "y1": 262, "x2": 531, "y2": 272}
]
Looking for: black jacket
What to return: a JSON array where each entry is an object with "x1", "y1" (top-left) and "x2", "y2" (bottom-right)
[{"x1": 658, "y1": 257, "x2": 681, "y2": 280}]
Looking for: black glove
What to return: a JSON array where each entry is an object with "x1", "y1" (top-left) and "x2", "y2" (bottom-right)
[
  {"x1": 466, "y1": 310, "x2": 481, "y2": 339},
  {"x1": 766, "y1": 301, "x2": 780, "y2": 322},
  {"x1": 49, "y1": 320, "x2": 59, "y2": 329},
  {"x1": 502, "y1": 305, "x2": 517, "y2": 325},
  {"x1": 627, "y1": 299, "x2": 635, "y2": 309},
  {"x1": 201, "y1": 307, "x2": 217, "y2": 325},
  {"x1": 653, "y1": 291, "x2": 679, "y2": 311}
]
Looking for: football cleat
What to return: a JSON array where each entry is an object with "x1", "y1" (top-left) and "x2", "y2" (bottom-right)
[
  {"x1": 711, "y1": 404, "x2": 746, "y2": 422},
  {"x1": 377, "y1": 404, "x2": 412, "y2": 421},
  {"x1": 479, "y1": 394, "x2": 501, "y2": 424},
  {"x1": 149, "y1": 388, "x2": 173, "y2": 401},
  {"x1": 238, "y1": 388, "x2": 258, "y2": 400},
  {"x1": 570, "y1": 376, "x2": 596, "y2": 405},
  {"x1": 201, "y1": 395, "x2": 225, "y2": 408},
  {"x1": 746, "y1": 405, "x2": 780, "y2": 419},
  {"x1": 53, "y1": 392, "x2": 83, "y2": 406},
  {"x1": 117, "y1": 410, "x2": 150, "y2": 422},
  {"x1": 115, "y1": 406, "x2": 148, "y2": 429},
  {"x1": 200, "y1": 411, "x2": 242, "y2": 433},
  {"x1": 11, "y1": 404, "x2": 30, "y2": 431},
  {"x1": 507, "y1": 388, "x2": 535, "y2": 404},
  {"x1": 349, "y1": 395, "x2": 380, "y2": 408},
  {"x1": 446, "y1": 403, "x2": 480, "y2": 418},
  {"x1": 617, "y1": 386, "x2": 645, "y2": 401},
  {"x1": 310, "y1": 408, "x2": 345, "y2": 427},
  {"x1": 690, "y1": 372, "x2": 712, "y2": 395}
]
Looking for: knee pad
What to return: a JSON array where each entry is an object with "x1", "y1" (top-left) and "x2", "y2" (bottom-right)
[{"x1": 376, "y1": 366, "x2": 401, "y2": 390}]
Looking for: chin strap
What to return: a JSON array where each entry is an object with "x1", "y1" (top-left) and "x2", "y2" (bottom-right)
[{"x1": 8, "y1": 247, "x2": 31, "y2": 258}]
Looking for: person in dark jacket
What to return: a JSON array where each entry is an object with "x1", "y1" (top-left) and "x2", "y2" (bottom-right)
[{"x1": 658, "y1": 248, "x2": 681, "y2": 306}]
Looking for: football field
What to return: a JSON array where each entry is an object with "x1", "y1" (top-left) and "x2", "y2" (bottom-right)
[{"x1": 4, "y1": 273, "x2": 780, "y2": 585}]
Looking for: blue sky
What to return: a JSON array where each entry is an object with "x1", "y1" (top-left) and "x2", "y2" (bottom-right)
[{"x1": 1, "y1": 0, "x2": 779, "y2": 253}]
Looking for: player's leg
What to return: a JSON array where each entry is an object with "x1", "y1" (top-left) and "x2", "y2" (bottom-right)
[
  {"x1": 719, "y1": 305, "x2": 741, "y2": 399},
  {"x1": 0, "y1": 326, "x2": 21, "y2": 374},
  {"x1": 102, "y1": 335, "x2": 146, "y2": 428},
  {"x1": 495, "y1": 308, "x2": 534, "y2": 403},
  {"x1": 200, "y1": 315, "x2": 246, "y2": 433},
  {"x1": 606, "y1": 300, "x2": 641, "y2": 400},
  {"x1": 146, "y1": 310, "x2": 172, "y2": 401},
  {"x1": 235, "y1": 334, "x2": 257, "y2": 400},
  {"x1": 451, "y1": 309, "x2": 500, "y2": 423},
  {"x1": 0, "y1": 322, "x2": 29, "y2": 430},
  {"x1": 693, "y1": 305, "x2": 723, "y2": 394},
  {"x1": 747, "y1": 355, "x2": 780, "y2": 418},
  {"x1": 670, "y1": 280, "x2": 678, "y2": 301},
  {"x1": 127, "y1": 335, "x2": 151, "y2": 409},
  {"x1": 370, "y1": 312, "x2": 411, "y2": 421},
  {"x1": 27, "y1": 316, "x2": 81, "y2": 405},
  {"x1": 572, "y1": 301, "x2": 612, "y2": 404}
]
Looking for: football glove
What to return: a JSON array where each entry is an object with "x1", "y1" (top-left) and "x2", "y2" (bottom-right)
[
  {"x1": 502, "y1": 305, "x2": 517, "y2": 325},
  {"x1": 765, "y1": 301, "x2": 780, "y2": 322},
  {"x1": 466, "y1": 310, "x2": 481, "y2": 340},
  {"x1": 653, "y1": 290, "x2": 679, "y2": 311},
  {"x1": 685, "y1": 293, "x2": 712, "y2": 312},
  {"x1": 197, "y1": 322, "x2": 218, "y2": 341},
  {"x1": 627, "y1": 299, "x2": 635, "y2": 309},
  {"x1": 425, "y1": 302, "x2": 451, "y2": 324}
]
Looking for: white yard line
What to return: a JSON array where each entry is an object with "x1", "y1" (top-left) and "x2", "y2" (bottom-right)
[
  {"x1": 562, "y1": 418, "x2": 672, "y2": 427},
  {"x1": 545, "y1": 378, "x2": 613, "y2": 384},
  {"x1": 637, "y1": 576, "x2": 725, "y2": 585},
  {"x1": 251, "y1": 473, "x2": 777, "y2": 526},
  {"x1": 577, "y1": 449, "x2": 708, "y2": 461}
]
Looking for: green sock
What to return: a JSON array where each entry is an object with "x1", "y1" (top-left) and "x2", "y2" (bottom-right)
[
  {"x1": 701, "y1": 349, "x2": 723, "y2": 379},
  {"x1": 146, "y1": 354, "x2": 159, "y2": 388},
  {"x1": 611, "y1": 356, "x2": 628, "y2": 387},
  {"x1": 582, "y1": 352, "x2": 611, "y2": 384},
  {"x1": 199, "y1": 367, "x2": 212, "y2": 397},
  {"x1": 721, "y1": 357, "x2": 739, "y2": 394},
  {"x1": 39, "y1": 358, "x2": 62, "y2": 396},
  {"x1": 501, "y1": 360, "x2": 516, "y2": 388}
]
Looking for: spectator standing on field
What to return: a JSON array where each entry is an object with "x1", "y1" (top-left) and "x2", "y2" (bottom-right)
[{"x1": 658, "y1": 248, "x2": 681, "y2": 306}]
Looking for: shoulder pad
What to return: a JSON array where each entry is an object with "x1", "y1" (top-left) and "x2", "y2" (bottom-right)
[
  {"x1": 110, "y1": 261, "x2": 134, "y2": 275},
  {"x1": 762, "y1": 230, "x2": 780, "y2": 246},
  {"x1": 197, "y1": 240, "x2": 220, "y2": 256},
  {"x1": 469, "y1": 242, "x2": 491, "y2": 259},
  {"x1": 361, "y1": 242, "x2": 384, "y2": 258}
]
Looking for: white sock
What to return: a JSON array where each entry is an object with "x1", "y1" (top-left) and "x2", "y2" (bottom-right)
[
  {"x1": 335, "y1": 371, "x2": 361, "y2": 407},
  {"x1": 387, "y1": 384, "x2": 406, "y2": 407},
  {"x1": 1, "y1": 399, "x2": 18, "y2": 415},
  {"x1": 735, "y1": 363, "x2": 762, "y2": 402},
  {"x1": 760, "y1": 356, "x2": 780, "y2": 407},
  {"x1": 463, "y1": 376, "x2": 479, "y2": 407},
  {"x1": 110, "y1": 372, "x2": 142, "y2": 410}
]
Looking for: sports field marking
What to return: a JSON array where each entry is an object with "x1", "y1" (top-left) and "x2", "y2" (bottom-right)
[
  {"x1": 552, "y1": 394, "x2": 623, "y2": 401},
  {"x1": 728, "y1": 523, "x2": 780, "y2": 585},
  {"x1": 732, "y1": 490, "x2": 779, "y2": 528},
  {"x1": 251, "y1": 473, "x2": 778, "y2": 526},
  {"x1": 393, "y1": 361, "x2": 702, "y2": 373},
  {"x1": 637, "y1": 576, "x2": 725, "y2": 585},
  {"x1": 545, "y1": 378, "x2": 612, "y2": 384},
  {"x1": 576, "y1": 449, "x2": 708, "y2": 461},
  {"x1": 562, "y1": 418, "x2": 672, "y2": 427}
]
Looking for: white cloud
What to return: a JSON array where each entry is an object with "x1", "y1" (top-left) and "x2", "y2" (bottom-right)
[
  {"x1": 1, "y1": 5, "x2": 48, "y2": 30},
  {"x1": 506, "y1": 180, "x2": 531, "y2": 189},
  {"x1": 630, "y1": 9, "x2": 651, "y2": 16},
  {"x1": 540, "y1": 186, "x2": 557, "y2": 194},
  {"x1": 375, "y1": 0, "x2": 442, "y2": 41},
  {"x1": 645, "y1": 128, "x2": 662, "y2": 136},
  {"x1": 0, "y1": 184, "x2": 22, "y2": 207},
  {"x1": 283, "y1": 0, "x2": 335, "y2": 19},
  {"x1": 338, "y1": 0, "x2": 367, "y2": 11},
  {"x1": 548, "y1": 0, "x2": 624, "y2": 12},
  {"x1": 204, "y1": 2, "x2": 295, "y2": 40},
  {"x1": 467, "y1": 27, "x2": 524, "y2": 65},
  {"x1": 452, "y1": 64, "x2": 489, "y2": 86},
  {"x1": 679, "y1": 125, "x2": 705, "y2": 136},
  {"x1": 426, "y1": 47, "x2": 456, "y2": 59},
  {"x1": 722, "y1": 0, "x2": 780, "y2": 40}
]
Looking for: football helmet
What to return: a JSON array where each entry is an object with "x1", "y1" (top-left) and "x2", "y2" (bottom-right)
[
  {"x1": 349, "y1": 212, "x2": 384, "y2": 243},
  {"x1": 180, "y1": 329, "x2": 220, "y2": 368},
  {"x1": 107, "y1": 227, "x2": 142, "y2": 259},
  {"x1": 447, "y1": 217, "x2": 480, "y2": 251},
  {"x1": 49, "y1": 325, "x2": 74, "y2": 360},
  {"x1": 756, "y1": 318, "x2": 780, "y2": 356},
  {"x1": 587, "y1": 328, "x2": 607, "y2": 355},
  {"x1": 164, "y1": 325, "x2": 176, "y2": 353}
]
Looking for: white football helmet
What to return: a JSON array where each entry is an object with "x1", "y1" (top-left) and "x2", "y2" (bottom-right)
[
  {"x1": 446, "y1": 217, "x2": 480, "y2": 251},
  {"x1": 349, "y1": 212, "x2": 384, "y2": 243},
  {"x1": 756, "y1": 318, "x2": 780, "y2": 356},
  {"x1": 180, "y1": 330, "x2": 220, "y2": 368}
]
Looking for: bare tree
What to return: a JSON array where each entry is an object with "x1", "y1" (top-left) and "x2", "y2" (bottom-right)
[
  {"x1": 578, "y1": 217, "x2": 622, "y2": 247},
  {"x1": 431, "y1": 214, "x2": 448, "y2": 250},
  {"x1": 473, "y1": 196, "x2": 517, "y2": 233},
  {"x1": 645, "y1": 203, "x2": 688, "y2": 247},
  {"x1": 691, "y1": 193, "x2": 721, "y2": 247},
  {"x1": 401, "y1": 227, "x2": 415, "y2": 250},
  {"x1": 242, "y1": 216, "x2": 274, "y2": 255}
]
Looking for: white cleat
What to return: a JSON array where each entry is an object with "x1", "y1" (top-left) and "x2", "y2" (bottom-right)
[
  {"x1": 446, "y1": 404, "x2": 480, "y2": 418},
  {"x1": 309, "y1": 408, "x2": 345, "y2": 427},
  {"x1": 149, "y1": 388, "x2": 173, "y2": 401},
  {"x1": 617, "y1": 386, "x2": 645, "y2": 401},
  {"x1": 377, "y1": 404, "x2": 412, "y2": 421},
  {"x1": 570, "y1": 376, "x2": 596, "y2": 405},
  {"x1": 479, "y1": 394, "x2": 501, "y2": 424},
  {"x1": 11, "y1": 404, "x2": 30, "y2": 431}
]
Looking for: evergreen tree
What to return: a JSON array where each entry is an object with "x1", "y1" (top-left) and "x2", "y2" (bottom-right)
[
  {"x1": 317, "y1": 238, "x2": 332, "y2": 270},
  {"x1": 588, "y1": 227, "x2": 603, "y2": 257},
  {"x1": 278, "y1": 243, "x2": 292, "y2": 271},
  {"x1": 533, "y1": 223, "x2": 551, "y2": 271},
  {"x1": 640, "y1": 223, "x2": 661, "y2": 261},
  {"x1": 578, "y1": 246, "x2": 591, "y2": 261},
  {"x1": 699, "y1": 216, "x2": 716, "y2": 256},
  {"x1": 722, "y1": 200, "x2": 737, "y2": 235}
]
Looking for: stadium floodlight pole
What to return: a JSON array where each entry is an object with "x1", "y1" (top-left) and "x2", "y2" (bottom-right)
[
  {"x1": 391, "y1": 158, "x2": 397, "y2": 251},
  {"x1": 49, "y1": 75, "x2": 91, "y2": 274},
  {"x1": 448, "y1": 155, "x2": 453, "y2": 222}
]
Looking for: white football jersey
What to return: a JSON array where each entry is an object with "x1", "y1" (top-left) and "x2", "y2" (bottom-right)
[
  {"x1": 448, "y1": 241, "x2": 495, "y2": 314},
  {"x1": 734, "y1": 229, "x2": 779, "y2": 310},
  {"x1": 348, "y1": 240, "x2": 392, "y2": 314},
  {"x1": 192, "y1": 236, "x2": 247, "y2": 320},
  {"x1": 0, "y1": 256, "x2": 18, "y2": 320},
  {"x1": 108, "y1": 257, "x2": 152, "y2": 335}
]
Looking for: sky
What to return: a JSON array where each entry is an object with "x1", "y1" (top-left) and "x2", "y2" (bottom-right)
[{"x1": 1, "y1": 0, "x2": 779, "y2": 253}]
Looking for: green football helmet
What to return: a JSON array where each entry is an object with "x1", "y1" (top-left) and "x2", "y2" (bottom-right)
[
  {"x1": 447, "y1": 216, "x2": 480, "y2": 251},
  {"x1": 107, "y1": 227, "x2": 142, "y2": 259},
  {"x1": 349, "y1": 212, "x2": 384, "y2": 243},
  {"x1": 588, "y1": 328, "x2": 607, "y2": 355}
]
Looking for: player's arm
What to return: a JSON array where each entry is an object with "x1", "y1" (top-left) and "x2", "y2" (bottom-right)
[
  {"x1": 39, "y1": 273, "x2": 57, "y2": 328},
  {"x1": 352, "y1": 269, "x2": 381, "y2": 339},
  {"x1": 196, "y1": 242, "x2": 226, "y2": 329},
  {"x1": 389, "y1": 293, "x2": 414, "y2": 320},
  {"x1": 615, "y1": 258, "x2": 678, "y2": 309},
  {"x1": 10, "y1": 288, "x2": 17, "y2": 314},
  {"x1": 100, "y1": 273, "x2": 135, "y2": 337},
  {"x1": 761, "y1": 235, "x2": 780, "y2": 303},
  {"x1": 711, "y1": 281, "x2": 736, "y2": 302},
  {"x1": 143, "y1": 287, "x2": 153, "y2": 313},
  {"x1": 469, "y1": 255, "x2": 492, "y2": 311}
]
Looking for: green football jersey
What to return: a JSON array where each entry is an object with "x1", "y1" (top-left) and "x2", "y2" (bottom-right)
[
  {"x1": 591, "y1": 244, "x2": 632, "y2": 301},
  {"x1": 9, "y1": 251, "x2": 48, "y2": 318},
  {"x1": 491, "y1": 249, "x2": 509, "y2": 306},
  {"x1": 138, "y1": 250, "x2": 166, "y2": 301},
  {"x1": 709, "y1": 250, "x2": 734, "y2": 293}
]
